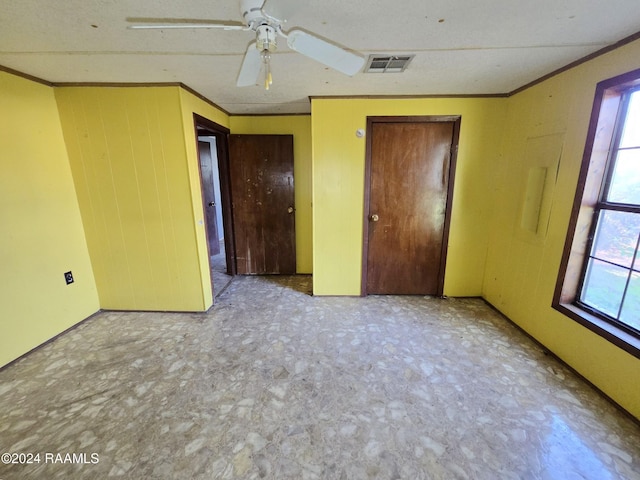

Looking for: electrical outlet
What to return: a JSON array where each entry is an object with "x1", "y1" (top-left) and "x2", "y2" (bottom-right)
[{"x1": 64, "y1": 271, "x2": 74, "y2": 285}]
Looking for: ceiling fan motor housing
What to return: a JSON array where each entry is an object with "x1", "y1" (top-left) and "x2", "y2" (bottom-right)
[
  {"x1": 256, "y1": 24, "x2": 277, "y2": 53},
  {"x1": 241, "y1": 0, "x2": 268, "y2": 26}
]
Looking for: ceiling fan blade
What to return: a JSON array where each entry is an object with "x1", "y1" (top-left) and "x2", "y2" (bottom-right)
[
  {"x1": 286, "y1": 29, "x2": 365, "y2": 76},
  {"x1": 126, "y1": 17, "x2": 247, "y2": 30},
  {"x1": 237, "y1": 42, "x2": 262, "y2": 87}
]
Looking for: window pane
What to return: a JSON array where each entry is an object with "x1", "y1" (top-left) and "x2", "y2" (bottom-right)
[
  {"x1": 619, "y1": 272, "x2": 640, "y2": 332},
  {"x1": 581, "y1": 259, "x2": 628, "y2": 317},
  {"x1": 620, "y1": 90, "x2": 640, "y2": 148},
  {"x1": 591, "y1": 210, "x2": 640, "y2": 268},
  {"x1": 607, "y1": 148, "x2": 640, "y2": 204}
]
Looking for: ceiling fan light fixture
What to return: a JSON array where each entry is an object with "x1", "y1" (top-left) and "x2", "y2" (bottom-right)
[
  {"x1": 256, "y1": 24, "x2": 276, "y2": 90},
  {"x1": 261, "y1": 50, "x2": 273, "y2": 90}
]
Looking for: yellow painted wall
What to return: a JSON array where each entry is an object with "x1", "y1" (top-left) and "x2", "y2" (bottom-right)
[
  {"x1": 229, "y1": 115, "x2": 313, "y2": 273},
  {"x1": 483, "y1": 39, "x2": 640, "y2": 418},
  {"x1": 55, "y1": 86, "x2": 213, "y2": 311},
  {"x1": 311, "y1": 98, "x2": 508, "y2": 296},
  {"x1": 178, "y1": 89, "x2": 230, "y2": 308},
  {"x1": 0, "y1": 72, "x2": 99, "y2": 367}
]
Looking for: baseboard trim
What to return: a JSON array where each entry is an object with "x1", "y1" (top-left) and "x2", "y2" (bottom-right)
[
  {"x1": 482, "y1": 298, "x2": 640, "y2": 427},
  {"x1": 0, "y1": 310, "x2": 102, "y2": 372}
]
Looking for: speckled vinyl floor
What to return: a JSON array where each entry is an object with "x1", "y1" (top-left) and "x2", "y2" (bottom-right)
[
  {"x1": 211, "y1": 240, "x2": 232, "y2": 298},
  {"x1": 1, "y1": 275, "x2": 639, "y2": 479}
]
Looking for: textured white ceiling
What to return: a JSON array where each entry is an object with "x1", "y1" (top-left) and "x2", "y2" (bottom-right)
[{"x1": 1, "y1": 0, "x2": 639, "y2": 114}]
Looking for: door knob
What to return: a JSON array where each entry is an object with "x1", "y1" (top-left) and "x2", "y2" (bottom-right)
[
  {"x1": 369, "y1": 214, "x2": 379, "y2": 222},
  {"x1": 287, "y1": 206, "x2": 294, "y2": 214},
  {"x1": 208, "y1": 201, "x2": 215, "y2": 207}
]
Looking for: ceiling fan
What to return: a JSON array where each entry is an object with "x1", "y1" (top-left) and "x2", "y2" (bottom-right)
[{"x1": 127, "y1": 0, "x2": 366, "y2": 90}]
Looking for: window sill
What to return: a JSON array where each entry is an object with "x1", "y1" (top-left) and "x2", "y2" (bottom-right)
[{"x1": 554, "y1": 302, "x2": 640, "y2": 359}]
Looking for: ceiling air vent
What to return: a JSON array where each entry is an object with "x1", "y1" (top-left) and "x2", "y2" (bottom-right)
[{"x1": 365, "y1": 54, "x2": 414, "y2": 73}]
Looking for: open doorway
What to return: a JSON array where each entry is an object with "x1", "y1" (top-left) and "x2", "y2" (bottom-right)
[{"x1": 193, "y1": 114, "x2": 236, "y2": 300}]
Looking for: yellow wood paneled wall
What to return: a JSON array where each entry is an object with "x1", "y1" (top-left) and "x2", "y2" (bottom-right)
[
  {"x1": 55, "y1": 86, "x2": 212, "y2": 311},
  {"x1": 483, "y1": 38, "x2": 640, "y2": 419},
  {"x1": 178, "y1": 88, "x2": 231, "y2": 308},
  {"x1": 0, "y1": 72, "x2": 99, "y2": 367},
  {"x1": 310, "y1": 98, "x2": 508, "y2": 296}
]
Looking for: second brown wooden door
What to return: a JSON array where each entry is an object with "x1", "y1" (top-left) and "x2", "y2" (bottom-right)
[
  {"x1": 229, "y1": 134, "x2": 296, "y2": 274},
  {"x1": 365, "y1": 119, "x2": 457, "y2": 295}
]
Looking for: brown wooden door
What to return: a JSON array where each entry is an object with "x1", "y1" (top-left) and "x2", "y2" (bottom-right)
[
  {"x1": 198, "y1": 141, "x2": 221, "y2": 256},
  {"x1": 365, "y1": 119, "x2": 458, "y2": 295},
  {"x1": 229, "y1": 134, "x2": 296, "y2": 274}
]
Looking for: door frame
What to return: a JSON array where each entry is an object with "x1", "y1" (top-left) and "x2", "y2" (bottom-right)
[
  {"x1": 193, "y1": 114, "x2": 237, "y2": 288},
  {"x1": 361, "y1": 115, "x2": 461, "y2": 296}
]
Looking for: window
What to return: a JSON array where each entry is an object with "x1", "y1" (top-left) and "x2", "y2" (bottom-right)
[
  {"x1": 554, "y1": 69, "x2": 640, "y2": 358},
  {"x1": 578, "y1": 89, "x2": 640, "y2": 332}
]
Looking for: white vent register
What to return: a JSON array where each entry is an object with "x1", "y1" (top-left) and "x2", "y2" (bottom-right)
[{"x1": 365, "y1": 55, "x2": 414, "y2": 73}]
